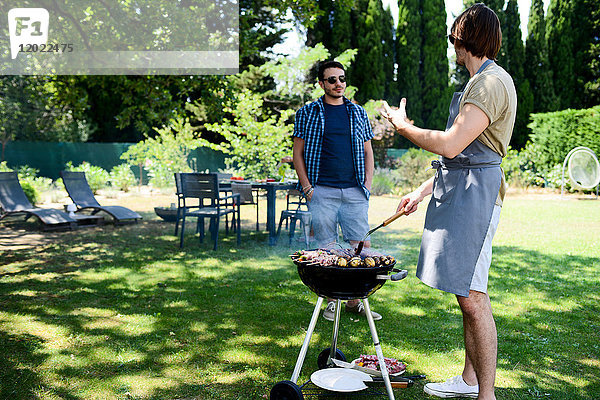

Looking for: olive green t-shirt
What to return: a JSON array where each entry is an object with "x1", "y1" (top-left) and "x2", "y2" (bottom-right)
[{"x1": 460, "y1": 62, "x2": 517, "y2": 205}]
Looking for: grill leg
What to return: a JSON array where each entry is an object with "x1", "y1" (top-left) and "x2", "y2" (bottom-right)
[
  {"x1": 363, "y1": 298, "x2": 395, "y2": 400},
  {"x1": 328, "y1": 299, "x2": 342, "y2": 366},
  {"x1": 291, "y1": 296, "x2": 324, "y2": 384}
]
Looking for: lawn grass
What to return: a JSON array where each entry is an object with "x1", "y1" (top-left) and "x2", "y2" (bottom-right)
[{"x1": 1, "y1": 192, "x2": 599, "y2": 399}]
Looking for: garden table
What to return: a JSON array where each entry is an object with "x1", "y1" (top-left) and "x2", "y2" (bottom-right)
[{"x1": 220, "y1": 181, "x2": 297, "y2": 245}]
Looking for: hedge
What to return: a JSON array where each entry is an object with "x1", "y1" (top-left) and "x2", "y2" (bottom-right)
[{"x1": 528, "y1": 105, "x2": 600, "y2": 168}]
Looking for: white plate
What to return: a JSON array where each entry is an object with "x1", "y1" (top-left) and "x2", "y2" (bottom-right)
[
  {"x1": 310, "y1": 368, "x2": 372, "y2": 392},
  {"x1": 351, "y1": 358, "x2": 406, "y2": 377}
]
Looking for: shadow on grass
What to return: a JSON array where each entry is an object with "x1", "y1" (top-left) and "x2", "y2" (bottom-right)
[{"x1": 0, "y1": 221, "x2": 598, "y2": 399}]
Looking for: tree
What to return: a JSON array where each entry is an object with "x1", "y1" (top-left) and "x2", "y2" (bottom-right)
[
  {"x1": 120, "y1": 117, "x2": 206, "y2": 187},
  {"x1": 583, "y1": 0, "x2": 600, "y2": 105},
  {"x1": 393, "y1": 0, "x2": 450, "y2": 134},
  {"x1": 421, "y1": 0, "x2": 451, "y2": 130},
  {"x1": 330, "y1": 1, "x2": 354, "y2": 57},
  {"x1": 306, "y1": 0, "x2": 393, "y2": 104},
  {"x1": 1, "y1": 1, "x2": 325, "y2": 146},
  {"x1": 395, "y1": 0, "x2": 423, "y2": 127},
  {"x1": 576, "y1": 0, "x2": 600, "y2": 107},
  {"x1": 546, "y1": 0, "x2": 576, "y2": 109},
  {"x1": 525, "y1": 0, "x2": 558, "y2": 113},
  {"x1": 0, "y1": 76, "x2": 91, "y2": 159},
  {"x1": 380, "y1": 3, "x2": 396, "y2": 100},
  {"x1": 204, "y1": 91, "x2": 295, "y2": 179},
  {"x1": 1, "y1": 1, "x2": 238, "y2": 75},
  {"x1": 500, "y1": 0, "x2": 533, "y2": 149},
  {"x1": 306, "y1": 0, "x2": 335, "y2": 50},
  {"x1": 353, "y1": 0, "x2": 387, "y2": 103}
]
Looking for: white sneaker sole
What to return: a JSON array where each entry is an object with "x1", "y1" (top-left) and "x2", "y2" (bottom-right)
[{"x1": 424, "y1": 384, "x2": 478, "y2": 398}]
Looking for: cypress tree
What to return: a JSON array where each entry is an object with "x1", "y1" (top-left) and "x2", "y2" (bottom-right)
[
  {"x1": 573, "y1": 0, "x2": 599, "y2": 107},
  {"x1": 546, "y1": 0, "x2": 576, "y2": 109},
  {"x1": 395, "y1": 0, "x2": 423, "y2": 126},
  {"x1": 380, "y1": 3, "x2": 396, "y2": 101},
  {"x1": 306, "y1": 0, "x2": 334, "y2": 49},
  {"x1": 525, "y1": 0, "x2": 558, "y2": 112},
  {"x1": 353, "y1": 0, "x2": 386, "y2": 102},
  {"x1": 421, "y1": 0, "x2": 450, "y2": 129},
  {"x1": 330, "y1": 1, "x2": 353, "y2": 56},
  {"x1": 500, "y1": 0, "x2": 532, "y2": 148},
  {"x1": 582, "y1": 0, "x2": 600, "y2": 106}
]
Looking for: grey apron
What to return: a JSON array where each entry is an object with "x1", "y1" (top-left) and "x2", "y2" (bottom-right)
[{"x1": 416, "y1": 60, "x2": 502, "y2": 297}]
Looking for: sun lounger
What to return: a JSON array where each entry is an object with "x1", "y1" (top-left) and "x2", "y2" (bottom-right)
[
  {"x1": 0, "y1": 172, "x2": 76, "y2": 230},
  {"x1": 60, "y1": 171, "x2": 141, "y2": 224}
]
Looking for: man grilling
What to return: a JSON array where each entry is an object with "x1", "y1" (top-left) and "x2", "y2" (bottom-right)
[{"x1": 382, "y1": 4, "x2": 517, "y2": 399}]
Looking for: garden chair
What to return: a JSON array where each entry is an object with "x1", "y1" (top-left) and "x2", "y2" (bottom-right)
[
  {"x1": 174, "y1": 172, "x2": 184, "y2": 236},
  {"x1": 231, "y1": 182, "x2": 260, "y2": 231},
  {"x1": 276, "y1": 192, "x2": 312, "y2": 248},
  {"x1": 60, "y1": 171, "x2": 141, "y2": 224},
  {"x1": 284, "y1": 189, "x2": 304, "y2": 229},
  {"x1": 216, "y1": 172, "x2": 233, "y2": 183},
  {"x1": 177, "y1": 173, "x2": 241, "y2": 250},
  {"x1": 0, "y1": 172, "x2": 76, "y2": 230}
]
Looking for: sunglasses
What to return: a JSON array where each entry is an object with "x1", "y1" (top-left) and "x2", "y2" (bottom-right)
[
  {"x1": 323, "y1": 75, "x2": 346, "y2": 84},
  {"x1": 448, "y1": 34, "x2": 459, "y2": 45}
]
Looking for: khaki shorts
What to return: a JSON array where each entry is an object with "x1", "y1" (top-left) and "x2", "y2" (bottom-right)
[{"x1": 470, "y1": 204, "x2": 501, "y2": 293}]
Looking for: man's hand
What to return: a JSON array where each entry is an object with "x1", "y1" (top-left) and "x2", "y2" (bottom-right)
[
  {"x1": 381, "y1": 98, "x2": 413, "y2": 132},
  {"x1": 397, "y1": 190, "x2": 423, "y2": 215}
]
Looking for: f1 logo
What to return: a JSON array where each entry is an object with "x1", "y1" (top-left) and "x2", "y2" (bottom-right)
[{"x1": 8, "y1": 8, "x2": 49, "y2": 59}]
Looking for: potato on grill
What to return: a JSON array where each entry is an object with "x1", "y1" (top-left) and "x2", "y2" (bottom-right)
[{"x1": 348, "y1": 257, "x2": 362, "y2": 267}]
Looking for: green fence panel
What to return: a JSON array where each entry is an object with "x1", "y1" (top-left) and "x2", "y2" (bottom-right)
[
  {"x1": 3, "y1": 141, "x2": 227, "y2": 181},
  {"x1": 386, "y1": 148, "x2": 409, "y2": 159}
]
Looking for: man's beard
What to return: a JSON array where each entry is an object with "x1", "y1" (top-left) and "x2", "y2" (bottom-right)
[{"x1": 325, "y1": 86, "x2": 344, "y2": 98}]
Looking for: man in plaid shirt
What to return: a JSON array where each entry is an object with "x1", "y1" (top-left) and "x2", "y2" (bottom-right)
[{"x1": 293, "y1": 60, "x2": 379, "y2": 321}]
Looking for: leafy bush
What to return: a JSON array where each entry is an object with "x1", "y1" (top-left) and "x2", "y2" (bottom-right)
[
  {"x1": 502, "y1": 147, "x2": 544, "y2": 188},
  {"x1": 371, "y1": 168, "x2": 397, "y2": 196},
  {"x1": 16, "y1": 165, "x2": 39, "y2": 178},
  {"x1": 371, "y1": 149, "x2": 437, "y2": 196},
  {"x1": 394, "y1": 148, "x2": 437, "y2": 193},
  {"x1": 121, "y1": 118, "x2": 199, "y2": 188},
  {"x1": 204, "y1": 90, "x2": 294, "y2": 180},
  {"x1": 528, "y1": 105, "x2": 600, "y2": 170},
  {"x1": 109, "y1": 164, "x2": 136, "y2": 192},
  {"x1": 502, "y1": 147, "x2": 578, "y2": 191},
  {"x1": 20, "y1": 181, "x2": 39, "y2": 205},
  {"x1": 65, "y1": 161, "x2": 110, "y2": 194},
  {"x1": 0, "y1": 162, "x2": 56, "y2": 201}
]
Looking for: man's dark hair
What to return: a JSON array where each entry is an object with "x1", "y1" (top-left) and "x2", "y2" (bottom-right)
[
  {"x1": 317, "y1": 60, "x2": 345, "y2": 81},
  {"x1": 451, "y1": 3, "x2": 502, "y2": 60}
]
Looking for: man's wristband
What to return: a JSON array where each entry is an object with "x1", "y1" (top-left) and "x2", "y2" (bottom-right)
[
  {"x1": 305, "y1": 187, "x2": 314, "y2": 196},
  {"x1": 302, "y1": 185, "x2": 312, "y2": 192}
]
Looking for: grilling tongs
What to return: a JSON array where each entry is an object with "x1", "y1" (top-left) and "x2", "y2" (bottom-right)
[{"x1": 355, "y1": 207, "x2": 407, "y2": 255}]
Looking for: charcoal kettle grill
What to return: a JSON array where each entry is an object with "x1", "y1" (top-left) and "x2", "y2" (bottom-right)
[{"x1": 270, "y1": 251, "x2": 408, "y2": 400}]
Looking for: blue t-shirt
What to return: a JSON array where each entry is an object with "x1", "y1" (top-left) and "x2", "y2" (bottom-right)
[{"x1": 318, "y1": 102, "x2": 357, "y2": 188}]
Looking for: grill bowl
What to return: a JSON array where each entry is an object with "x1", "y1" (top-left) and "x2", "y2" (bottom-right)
[{"x1": 293, "y1": 257, "x2": 396, "y2": 300}]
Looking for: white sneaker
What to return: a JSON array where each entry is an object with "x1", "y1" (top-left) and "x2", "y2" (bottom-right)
[
  {"x1": 345, "y1": 302, "x2": 382, "y2": 321},
  {"x1": 323, "y1": 301, "x2": 336, "y2": 321},
  {"x1": 424, "y1": 375, "x2": 478, "y2": 398}
]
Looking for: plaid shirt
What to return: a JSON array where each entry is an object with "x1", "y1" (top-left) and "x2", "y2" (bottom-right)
[{"x1": 293, "y1": 96, "x2": 374, "y2": 198}]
